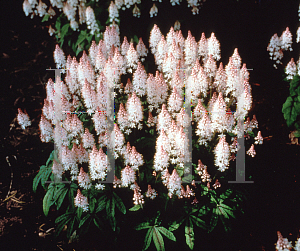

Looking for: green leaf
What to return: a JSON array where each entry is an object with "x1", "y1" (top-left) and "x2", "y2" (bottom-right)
[
  {"x1": 33, "y1": 165, "x2": 46, "y2": 193},
  {"x1": 60, "y1": 23, "x2": 70, "y2": 38},
  {"x1": 185, "y1": 219, "x2": 194, "y2": 250},
  {"x1": 76, "y1": 32, "x2": 87, "y2": 47},
  {"x1": 43, "y1": 185, "x2": 55, "y2": 217},
  {"x1": 153, "y1": 227, "x2": 165, "y2": 251},
  {"x1": 96, "y1": 195, "x2": 107, "y2": 213},
  {"x1": 208, "y1": 209, "x2": 218, "y2": 233},
  {"x1": 129, "y1": 204, "x2": 141, "y2": 211},
  {"x1": 190, "y1": 215, "x2": 206, "y2": 229},
  {"x1": 46, "y1": 151, "x2": 54, "y2": 166},
  {"x1": 67, "y1": 217, "x2": 76, "y2": 239},
  {"x1": 77, "y1": 207, "x2": 83, "y2": 221},
  {"x1": 135, "y1": 222, "x2": 151, "y2": 231},
  {"x1": 93, "y1": 215, "x2": 103, "y2": 230},
  {"x1": 157, "y1": 227, "x2": 176, "y2": 241},
  {"x1": 89, "y1": 197, "x2": 96, "y2": 213},
  {"x1": 55, "y1": 17, "x2": 61, "y2": 31},
  {"x1": 113, "y1": 192, "x2": 126, "y2": 214},
  {"x1": 55, "y1": 212, "x2": 73, "y2": 224},
  {"x1": 42, "y1": 14, "x2": 50, "y2": 22},
  {"x1": 143, "y1": 228, "x2": 153, "y2": 251},
  {"x1": 282, "y1": 96, "x2": 296, "y2": 127},
  {"x1": 55, "y1": 217, "x2": 71, "y2": 238},
  {"x1": 168, "y1": 220, "x2": 182, "y2": 232},
  {"x1": 79, "y1": 214, "x2": 91, "y2": 228},
  {"x1": 56, "y1": 187, "x2": 68, "y2": 210}
]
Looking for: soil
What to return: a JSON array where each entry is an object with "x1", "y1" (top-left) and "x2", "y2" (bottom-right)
[{"x1": 1, "y1": 0, "x2": 300, "y2": 250}]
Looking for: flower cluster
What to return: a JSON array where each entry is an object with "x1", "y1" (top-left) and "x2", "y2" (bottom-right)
[
  {"x1": 27, "y1": 22, "x2": 262, "y2": 211},
  {"x1": 17, "y1": 108, "x2": 31, "y2": 130},
  {"x1": 267, "y1": 27, "x2": 299, "y2": 69}
]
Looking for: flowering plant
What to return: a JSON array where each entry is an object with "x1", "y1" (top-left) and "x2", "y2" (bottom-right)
[
  {"x1": 18, "y1": 22, "x2": 263, "y2": 250},
  {"x1": 267, "y1": 4, "x2": 300, "y2": 142}
]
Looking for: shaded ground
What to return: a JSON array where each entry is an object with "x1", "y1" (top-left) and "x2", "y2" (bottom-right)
[{"x1": 1, "y1": 0, "x2": 300, "y2": 250}]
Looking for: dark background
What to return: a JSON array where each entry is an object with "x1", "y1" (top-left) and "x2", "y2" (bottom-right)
[{"x1": 1, "y1": 0, "x2": 300, "y2": 250}]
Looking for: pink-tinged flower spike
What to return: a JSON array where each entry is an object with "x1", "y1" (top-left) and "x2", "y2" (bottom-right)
[
  {"x1": 86, "y1": 6, "x2": 99, "y2": 35},
  {"x1": 156, "y1": 129, "x2": 171, "y2": 154},
  {"x1": 168, "y1": 87, "x2": 183, "y2": 116},
  {"x1": 113, "y1": 47, "x2": 126, "y2": 76},
  {"x1": 82, "y1": 128, "x2": 95, "y2": 149},
  {"x1": 204, "y1": 54, "x2": 217, "y2": 79},
  {"x1": 121, "y1": 36, "x2": 130, "y2": 56},
  {"x1": 184, "y1": 30, "x2": 198, "y2": 67},
  {"x1": 136, "y1": 38, "x2": 148, "y2": 61},
  {"x1": 103, "y1": 26, "x2": 120, "y2": 53},
  {"x1": 211, "y1": 92, "x2": 227, "y2": 133},
  {"x1": 78, "y1": 167, "x2": 91, "y2": 189},
  {"x1": 154, "y1": 145, "x2": 169, "y2": 172},
  {"x1": 53, "y1": 44, "x2": 66, "y2": 69},
  {"x1": 17, "y1": 108, "x2": 31, "y2": 130},
  {"x1": 109, "y1": 1, "x2": 119, "y2": 22},
  {"x1": 157, "y1": 104, "x2": 172, "y2": 133},
  {"x1": 92, "y1": 108, "x2": 107, "y2": 136},
  {"x1": 95, "y1": 47, "x2": 106, "y2": 73},
  {"x1": 170, "y1": 70, "x2": 184, "y2": 97},
  {"x1": 48, "y1": 25, "x2": 55, "y2": 36},
  {"x1": 74, "y1": 189, "x2": 89, "y2": 212},
  {"x1": 146, "y1": 185, "x2": 157, "y2": 200},
  {"x1": 285, "y1": 58, "x2": 297, "y2": 80},
  {"x1": 90, "y1": 147, "x2": 108, "y2": 181},
  {"x1": 121, "y1": 166, "x2": 136, "y2": 187},
  {"x1": 193, "y1": 99, "x2": 206, "y2": 123},
  {"x1": 133, "y1": 183, "x2": 144, "y2": 205},
  {"x1": 254, "y1": 131, "x2": 263, "y2": 145},
  {"x1": 231, "y1": 48, "x2": 242, "y2": 69},
  {"x1": 198, "y1": 32, "x2": 208, "y2": 62},
  {"x1": 207, "y1": 33, "x2": 221, "y2": 61},
  {"x1": 126, "y1": 42, "x2": 138, "y2": 73},
  {"x1": 23, "y1": 0, "x2": 35, "y2": 16},
  {"x1": 61, "y1": 145, "x2": 77, "y2": 172},
  {"x1": 207, "y1": 92, "x2": 218, "y2": 114},
  {"x1": 114, "y1": 123, "x2": 125, "y2": 157},
  {"x1": 47, "y1": 6, "x2": 55, "y2": 18},
  {"x1": 196, "y1": 159, "x2": 211, "y2": 183},
  {"x1": 39, "y1": 114, "x2": 53, "y2": 143},
  {"x1": 133, "y1": 4, "x2": 141, "y2": 18},
  {"x1": 149, "y1": 3, "x2": 158, "y2": 18},
  {"x1": 37, "y1": 0, "x2": 47, "y2": 17},
  {"x1": 147, "y1": 112, "x2": 156, "y2": 128},
  {"x1": 214, "y1": 136, "x2": 230, "y2": 172},
  {"x1": 63, "y1": 2, "x2": 76, "y2": 21},
  {"x1": 126, "y1": 92, "x2": 143, "y2": 130},
  {"x1": 155, "y1": 71, "x2": 168, "y2": 106},
  {"x1": 117, "y1": 103, "x2": 129, "y2": 133},
  {"x1": 167, "y1": 169, "x2": 182, "y2": 199},
  {"x1": 75, "y1": 143, "x2": 89, "y2": 164},
  {"x1": 280, "y1": 27, "x2": 293, "y2": 51},
  {"x1": 52, "y1": 158, "x2": 63, "y2": 181},
  {"x1": 161, "y1": 169, "x2": 170, "y2": 186},
  {"x1": 132, "y1": 62, "x2": 147, "y2": 97},
  {"x1": 129, "y1": 146, "x2": 144, "y2": 171},
  {"x1": 246, "y1": 144, "x2": 256, "y2": 158},
  {"x1": 267, "y1": 33, "x2": 283, "y2": 67},
  {"x1": 149, "y1": 24, "x2": 162, "y2": 55},
  {"x1": 174, "y1": 20, "x2": 180, "y2": 31},
  {"x1": 275, "y1": 231, "x2": 293, "y2": 251},
  {"x1": 113, "y1": 176, "x2": 122, "y2": 188},
  {"x1": 176, "y1": 108, "x2": 190, "y2": 129},
  {"x1": 213, "y1": 179, "x2": 221, "y2": 189},
  {"x1": 230, "y1": 137, "x2": 240, "y2": 153}
]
